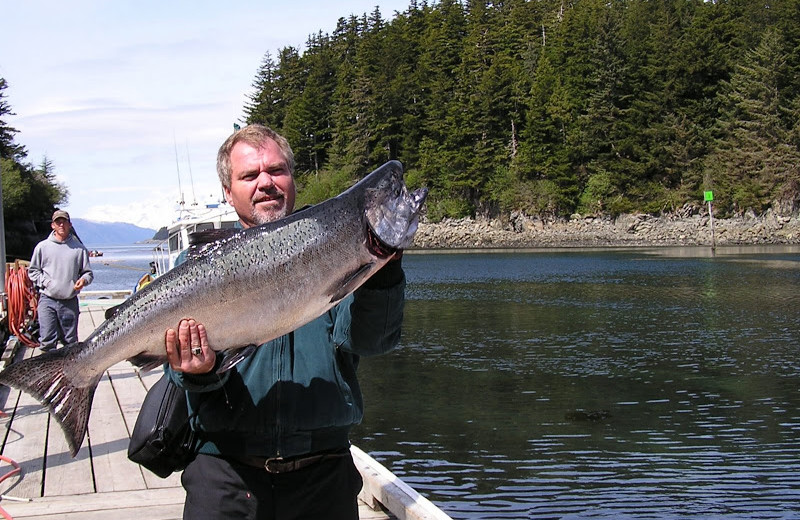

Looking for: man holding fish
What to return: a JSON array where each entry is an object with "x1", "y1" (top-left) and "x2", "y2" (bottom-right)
[
  {"x1": 164, "y1": 125, "x2": 412, "y2": 520},
  {"x1": 0, "y1": 124, "x2": 426, "y2": 518}
]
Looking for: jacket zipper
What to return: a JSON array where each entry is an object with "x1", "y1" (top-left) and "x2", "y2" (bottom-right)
[{"x1": 275, "y1": 335, "x2": 283, "y2": 457}]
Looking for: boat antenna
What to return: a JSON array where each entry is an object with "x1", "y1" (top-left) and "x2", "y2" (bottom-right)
[
  {"x1": 186, "y1": 140, "x2": 198, "y2": 206},
  {"x1": 173, "y1": 132, "x2": 185, "y2": 210}
]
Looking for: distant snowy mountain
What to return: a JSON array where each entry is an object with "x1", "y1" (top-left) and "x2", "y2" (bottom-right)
[
  {"x1": 83, "y1": 195, "x2": 178, "y2": 231},
  {"x1": 71, "y1": 218, "x2": 157, "y2": 246}
]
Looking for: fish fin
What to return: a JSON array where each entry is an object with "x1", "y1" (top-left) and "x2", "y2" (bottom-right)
[
  {"x1": 216, "y1": 345, "x2": 258, "y2": 373},
  {"x1": 104, "y1": 303, "x2": 123, "y2": 320},
  {"x1": 184, "y1": 229, "x2": 240, "y2": 261},
  {"x1": 0, "y1": 344, "x2": 100, "y2": 457},
  {"x1": 330, "y1": 262, "x2": 375, "y2": 304},
  {"x1": 188, "y1": 228, "x2": 240, "y2": 247},
  {"x1": 128, "y1": 353, "x2": 168, "y2": 371}
]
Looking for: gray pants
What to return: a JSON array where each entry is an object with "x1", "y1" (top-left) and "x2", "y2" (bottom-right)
[{"x1": 37, "y1": 294, "x2": 80, "y2": 349}]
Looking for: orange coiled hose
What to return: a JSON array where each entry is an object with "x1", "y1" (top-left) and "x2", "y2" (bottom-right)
[
  {"x1": 0, "y1": 453, "x2": 22, "y2": 519},
  {"x1": 2, "y1": 263, "x2": 31, "y2": 520},
  {"x1": 4, "y1": 261, "x2": 39, "y2": 348}
]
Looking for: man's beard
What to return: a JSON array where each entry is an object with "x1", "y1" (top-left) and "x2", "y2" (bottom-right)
[{"x1": 250, "y1": 198, "x2": 287, "y2": 225}]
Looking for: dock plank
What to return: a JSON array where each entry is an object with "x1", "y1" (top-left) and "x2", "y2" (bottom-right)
[
  {"x1": 1, "y1": 389, "x2": 47, "y2": 499},
  {"x1": 3, "y1": 488, "x2": 389, "y2": 520},
  {"x1": 1, "y1": 350, "x2": 48, "y2": 499},
  {"x1": 88, "y1": 372, "x2": 145, "y2": 493},
  {"x1": 43, "y1": 412, "x2": 94, "y2": 497},
  {"x1": 4, "y1": 487, "x2": 184, "y2": 520},
  {"x1": 110, "y1": 366, "x2": 183, "y2": 490},
  {"x1": 77, "y1": 302, "x2": 113, "y2": 340}
]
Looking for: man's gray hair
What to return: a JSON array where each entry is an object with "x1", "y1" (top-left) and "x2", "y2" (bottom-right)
[{"x1": 216, "y1": 125, "x2": 295, "y2": 189}]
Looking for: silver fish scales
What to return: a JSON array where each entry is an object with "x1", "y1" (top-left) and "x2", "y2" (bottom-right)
[{"x1": 0, "y1": 160, "x2": 427, "y2": 456}]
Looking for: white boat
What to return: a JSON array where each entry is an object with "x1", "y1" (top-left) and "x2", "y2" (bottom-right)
[{"x1": 151, "y1": 201, "x2": 239, "y2": 277}]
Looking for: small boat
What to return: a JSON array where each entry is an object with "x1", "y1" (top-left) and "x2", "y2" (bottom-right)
[
  {"x1": 88, "y1": 250, "x2": 103, "y2": 257},
  {"x1": 134, "y1": 273, "x2": 155, "y2": 293}
]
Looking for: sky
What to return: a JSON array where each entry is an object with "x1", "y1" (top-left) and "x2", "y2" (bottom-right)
[{"x1": 0, "y1": 0, "x2": 412, "y2": 230}]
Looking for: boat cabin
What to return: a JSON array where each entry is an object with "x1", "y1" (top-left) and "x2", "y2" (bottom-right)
[{"x1": 153, "y1": 203, "x2": 239, "y2": 276}]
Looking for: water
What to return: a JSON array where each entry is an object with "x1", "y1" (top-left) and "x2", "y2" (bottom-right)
[
  {"x1": 85, "y1": 244, "x2": 800, "y2": 518},
  {"x1": 352, "y1": 246, "x2": 800, "y2": 519},
  {"x1": 83, "y1": 244, "x2": 158, "y2": 293}
]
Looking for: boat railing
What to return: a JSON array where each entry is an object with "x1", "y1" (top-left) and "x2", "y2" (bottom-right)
[{"x1": 151, "y1": 241, "x2": 170, "y2": 278}]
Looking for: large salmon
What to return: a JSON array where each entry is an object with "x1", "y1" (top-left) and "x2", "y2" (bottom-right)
[{"x1": 0, "y1": 160, "x2": 427, "y2": 456}]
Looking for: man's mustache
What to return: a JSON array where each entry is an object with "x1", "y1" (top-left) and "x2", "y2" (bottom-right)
[{"x1": 254, "y1": 188, "x2": 284, "y2": 203}]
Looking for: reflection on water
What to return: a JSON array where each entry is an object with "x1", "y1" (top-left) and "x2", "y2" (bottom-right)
[{"x1": 353, "y1": 247, "x2": 800, "y2": 519}]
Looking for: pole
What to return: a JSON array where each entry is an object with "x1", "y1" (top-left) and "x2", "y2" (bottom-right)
[
  {"x1": 707, "y1": 200, "x2": 716, "y2": 253},
  {"x1": 0, "y1": 161, "x2": 7, "y2": 316},
  {"x1": 704, "y1": 191, "x2": 716, "y2": 254}
]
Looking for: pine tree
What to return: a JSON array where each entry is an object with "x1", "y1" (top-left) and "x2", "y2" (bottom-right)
[
  {"x1": 394, "y1": 2, "x2": 429, "y2": 172},
  {"x1": 415, "y1": 0, "x2": 468, "y2": 219},
  {"x1": 328, "y1": 15, "x2": 366, "y2": 172},
  {"x1": 779, "y1": 0, "x2": 800, "y2": 97},
  {"x1": 705, "y1": 28, "x2": 800, "y2": 216},
  {"x1": 283, "y1": 32, "x2": 336, "y2": 175},
  {"x1": 271, "y1": 46, "x2": 305, "y2": 151},
  {"x1": 518, "y1": 0, "x2": 599, "y2": 216},
  {"x1": 0, "y1": 78, "x2": 26, "y2": 160},
  {"x1": 574, "y1": 0, "x2": 629, "y2": 215},
  {"x1": 244, "y1": 52, "x2": 283, "y2": 128}
]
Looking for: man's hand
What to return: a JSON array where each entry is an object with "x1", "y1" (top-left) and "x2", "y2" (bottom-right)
[
  {"x1": 73, "y1": 278, "x2": 87, "y2": 291},
  {"x1": 165, "y1": 318, "x2": 216, "y2": 374}
]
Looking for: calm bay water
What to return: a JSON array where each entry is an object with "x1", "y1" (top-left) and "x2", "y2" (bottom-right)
[
  {"x1": 88, "y1": 244, "x2": 800, "y2": 518},
  {"x1": 83, "y1": 244, "x2": 158, "y2": 293},
  {"x1": 353, "y1": 246, "x2": 800, "y2": 519}
]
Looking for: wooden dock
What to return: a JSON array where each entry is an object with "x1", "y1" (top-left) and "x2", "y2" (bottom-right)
[{"x1": 0, "y1": 298, "x2": 449, "y2": 520}]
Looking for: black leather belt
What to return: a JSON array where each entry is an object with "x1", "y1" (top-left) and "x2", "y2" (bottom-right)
[{"x1": 233, "y1": 449, "x2": 348, "y2": 474}]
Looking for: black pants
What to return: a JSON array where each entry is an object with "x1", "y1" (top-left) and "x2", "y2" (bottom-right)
[{"x1": 181, "y1": 452, "x2": 363, "y2": 520}]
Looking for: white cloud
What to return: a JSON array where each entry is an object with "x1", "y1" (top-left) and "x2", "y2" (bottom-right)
[
  {"x1": 1, "y1": 0, "x2": 411, "y2": 226},
  {"x1": 83, "y1": 197, "x2": 176, "y2": 231},
  {"x1": 83, "y1": 177, "x2": 225, "y2": 230}
]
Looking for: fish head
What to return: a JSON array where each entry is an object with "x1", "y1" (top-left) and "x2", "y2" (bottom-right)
[{"x1": 364, "y1": 166, "x2": 428, "y2": 251}]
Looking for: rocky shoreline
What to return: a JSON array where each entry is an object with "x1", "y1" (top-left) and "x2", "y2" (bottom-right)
[{"x1": 412, "y1": 210, "x2": 800, "y2": 249}]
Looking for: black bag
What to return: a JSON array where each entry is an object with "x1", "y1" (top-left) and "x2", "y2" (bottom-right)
[{"x1": 127, "y1": 373, "x2": 197, "y2": 478}]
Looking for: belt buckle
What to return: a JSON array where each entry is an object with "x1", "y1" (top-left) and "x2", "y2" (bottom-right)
[{"x1": 264, "y1": 457, "x2": 289, "y2": 474}]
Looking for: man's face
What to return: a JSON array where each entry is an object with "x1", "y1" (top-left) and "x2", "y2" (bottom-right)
[
  {"x1": 51, "y1": 218, "x2": 72, "y2": 240},
  {"x1": 224, "y1": 139, "x2": 296, "y2": 229}
]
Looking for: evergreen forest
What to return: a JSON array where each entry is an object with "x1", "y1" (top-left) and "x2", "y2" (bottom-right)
[
  {"x1": 1, "y1": 77, "x2": 67, "y2": 258},
  {"x1": 244, "y1": 0, "x2": 800, "y2": 221}
]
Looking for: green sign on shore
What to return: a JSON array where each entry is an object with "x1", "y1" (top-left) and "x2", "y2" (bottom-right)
[{"x1": 704, "y1": 191, "x2": 714, "y2": 202}]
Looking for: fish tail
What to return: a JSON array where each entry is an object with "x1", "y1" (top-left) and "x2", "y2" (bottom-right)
[{"x1": 0, "y1": 344, "x2": 100, "y2": 457}]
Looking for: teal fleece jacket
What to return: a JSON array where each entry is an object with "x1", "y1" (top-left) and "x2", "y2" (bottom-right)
[
  {"x1": 28, "y1": 232, "x2": 93, "y2": 299},
  {"x1": 167, "y1": 258, "x2": 405, "y2": 459}
]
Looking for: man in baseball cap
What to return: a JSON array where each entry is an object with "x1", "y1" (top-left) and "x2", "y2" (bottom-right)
[
  {"x1": 28, "y1": 208, "x2": 93, "y2": 351},
  {"x1": 52, "y1": 209, "x2": 71, "y2": 222}
]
